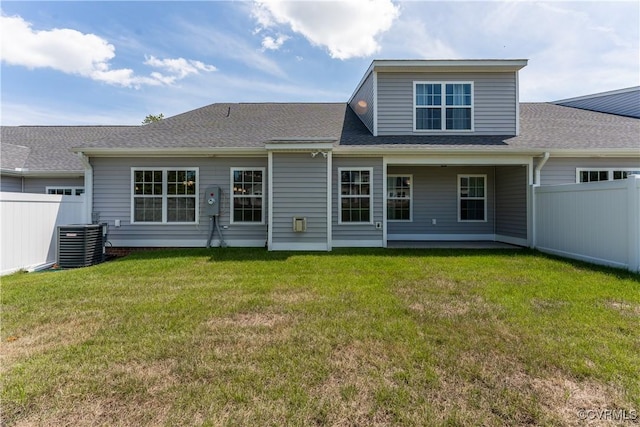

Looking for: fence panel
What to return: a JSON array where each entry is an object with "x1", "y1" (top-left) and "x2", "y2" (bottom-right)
[
  {"x1": 1, "y1": 192, "x2": 86, "y2": 275},
  {"x1": 534, "y1": 176, "x2": 640, "y2": 272}
]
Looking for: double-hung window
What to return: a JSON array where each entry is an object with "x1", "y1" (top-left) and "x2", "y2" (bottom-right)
[
  {"x1": 577, "y1": 168, "x2": 640, "y2": 183},
  {"x1": 458, "y1": 175, "x2": 486, "y2": 222},
  {"x1": 339, "y1": 168, "x2": 372, "y2": 223},
  {"x1": 132, "y1": 168, "x2": 198, "y2": 223},
  {"x1": 231, "y1": 168, "x2": 264, "y2": 224},
  {"x1": 415, "y1": 82, "x2": 473, "y2": 131},
  {"x1": 387, "y1": 175, "x2": 412, "y2": 221}
]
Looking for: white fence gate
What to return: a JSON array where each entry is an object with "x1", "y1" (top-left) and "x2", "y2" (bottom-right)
[
  {"x1": 1, "y1": 192, "x2": 87, "y2": 275},
  {"x1": 534, "y1": 175, "x2": 640, "y2": 273}
]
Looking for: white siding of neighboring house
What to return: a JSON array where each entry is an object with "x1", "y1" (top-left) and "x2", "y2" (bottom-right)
[{"x1": 377, "y1": 72, "x2": 517, "y2": 136}]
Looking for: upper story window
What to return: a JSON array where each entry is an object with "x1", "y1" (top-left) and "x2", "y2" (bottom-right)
[
  {"x1": 415, "y1": 82, "x2": 473, "y2": 131},
  {"x1": 131, "y1": 168, "x2": 198, "y2": 224},
  {"x1": 577, "y1": 168, "x2": 640, "y2": 183}
]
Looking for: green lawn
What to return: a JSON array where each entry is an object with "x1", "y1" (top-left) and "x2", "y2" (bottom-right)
[{"x1": 1, "y1": 248, "x2": 639, "y2": 426}]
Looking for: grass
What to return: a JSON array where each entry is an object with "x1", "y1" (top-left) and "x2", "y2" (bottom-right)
[{"x1": 1, "y1": 248, "x2": 639, "y2": 426}]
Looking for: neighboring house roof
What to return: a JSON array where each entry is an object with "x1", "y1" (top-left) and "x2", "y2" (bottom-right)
[
  {"x1": 1, "y1": 126, "x2": 136, "y2": 175},
  {"x1": 75, "y1": 102, "x2": 640, "y2": 155},
  {"x1": 1, "y1": 143, "x2": 31, "y2": 170},
  {"x1": 553, "y1": 86, "x2": 640, "y2": 119}
]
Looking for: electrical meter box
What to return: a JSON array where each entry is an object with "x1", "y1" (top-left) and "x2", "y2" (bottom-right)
[{"x1": 204, "y1": 186, "x2": 221, "y2": 216}]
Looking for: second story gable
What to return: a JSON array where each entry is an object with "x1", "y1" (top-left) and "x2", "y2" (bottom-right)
[{"x1": 349, "y1": 59, "x2": 528, "y2": 137}]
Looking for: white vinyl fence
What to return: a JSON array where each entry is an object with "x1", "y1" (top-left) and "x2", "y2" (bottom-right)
[
  {"x1": 1, "y1": 192, "x2": 87, "y2": 275},
  {"x1": 534, "y1": 175, "x2": 640, "y2": 273}
]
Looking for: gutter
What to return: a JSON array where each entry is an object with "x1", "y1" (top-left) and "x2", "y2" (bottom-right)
[{"x1": 77, "y1": 152, "x2": 93, "y2": 224}]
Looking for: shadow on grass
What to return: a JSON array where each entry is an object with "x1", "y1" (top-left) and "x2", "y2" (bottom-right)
[{"x1": 108, "y1": 246, "x2": 640, "y2": 280}]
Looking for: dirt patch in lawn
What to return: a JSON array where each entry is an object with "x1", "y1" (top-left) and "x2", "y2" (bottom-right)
[
  {"x1": 605, "y1": 300, "x2": 640, "y2": 316},
  {"x1": 311, "y1": 340, "x2": 397, "y2": 426},
  {"x1": 14, "y1": 396, "x2": 172, "y2": 427},
  {"x1": 270, "y1": 288, "x2": 316, "y2": 305},
  {"x1": 209, "y1": 312, "x2": 290, "y2": 328},
  {"x1": 1, "y1": 317, "x2": 99, "y2": 374},
  {"x1": 526, "y1": 374, "x2": 625, "y2": 426}
]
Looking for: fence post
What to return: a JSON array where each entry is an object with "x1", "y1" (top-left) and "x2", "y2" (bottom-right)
[{"x1": 628, "y1": 175, "x2": 640, "y2": 273}]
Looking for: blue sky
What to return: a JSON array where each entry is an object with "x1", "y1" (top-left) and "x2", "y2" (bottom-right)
[{"x1": 1, "y1": 1, "x2": 638, "y2": 125}]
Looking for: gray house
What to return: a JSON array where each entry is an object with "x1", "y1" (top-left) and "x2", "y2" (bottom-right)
[
  {"x1": 1, "y1": 126, "x2": 134, "y2": 194},
  {"x1": 67, "y1": 59, "x2": 640, "y2": 251},
  {"x1": 554, "y1": 86, "x2": 640, "y2": 118}
]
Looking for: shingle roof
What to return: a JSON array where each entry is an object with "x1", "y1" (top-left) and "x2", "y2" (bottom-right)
[
  {"x1": 77, "y1": 102, "x2": 639, "y2": 153},
  {"x1": 3, "y1": 103, "x2": 637, "y2": 174},
  {"x1": 77, "y1": 103, "x2": 347, "y2": 150},
  {"x1": 1, "y1": 126, "x2": 135, "y2": 172}
]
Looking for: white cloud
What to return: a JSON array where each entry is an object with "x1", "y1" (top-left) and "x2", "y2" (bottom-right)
[
  {"x1": 0, "y1": 14, "x2": 217, "y2": 88},
  {"x1": 252, "y1": 0, "x2": 400, "y2": 59},
  {"x1": 261, "y1": 34, "x2": 289, "y2": 51}
]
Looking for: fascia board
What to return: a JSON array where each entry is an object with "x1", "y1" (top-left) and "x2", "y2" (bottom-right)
[
  {"x1": 72, "y1": 147, "x2": 267, "y2": 157},
  {"x1": 371, "y1": 59, "x2": 528, "y2": 73},
  {"x1": 0, "y1": 168, "x2": 84, "y2": 177}
]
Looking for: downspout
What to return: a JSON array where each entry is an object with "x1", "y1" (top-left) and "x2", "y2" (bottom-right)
[
  {"x1": 534, "y1": 152, "x2": 550, "y2": 186},
  {"x1": 532, "y1": 152, "x2": 550, "y2": 248},
  {"x1": 77, "y1": 152, "x2": 93, "y2": 224}
]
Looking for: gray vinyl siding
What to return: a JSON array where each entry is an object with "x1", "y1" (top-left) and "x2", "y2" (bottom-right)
[
  {"x1": 495, "y1": 166, "x2": 527, "y2": 239},
  {"x1": 387, "y1": 166, "x2": 495, "y2": 237},
  {"x1": 271, "y1": 153, "x2": 327, "y2": 245},
  {"x1": 23, "y1": 177, "x2": 84, "y2": 194},
  {"x1": 1, "y1": 176, "x2": 22, "y2": 192},
  {"x1": 349, "y1": 72, "x2": 375, "y2": 134},
  {"x1": 332, "y1": 157, "x2": 383, "y2": 243},
  {"x1": 555, "y1": 89, "x2": 640, "y2": 118},
  {"x1": 377, "y1": 72, "x2": 517, "y2": 136},
  {"x1": 538, "y1": 157, "x2": 640, "y2": 186},
  {"x1": 92, "y1": 157, "x2": 268, "y2": 247}
]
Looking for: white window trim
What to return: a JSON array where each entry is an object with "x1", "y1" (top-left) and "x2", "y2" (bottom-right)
[
  {"x1": 413, "y1": 81, "x2": 475, "y2": 133},
  {"x1": 387, "y1": 174, "x2": 413, "y2": 222},
  {"x1": 458, "y1": 174, "x2": 487, "y2": 223},
  {"x1": 46, "y1": 186, "x2": 84, "y2": 196},
  {"x1": 230, "y1": 167, "x2": 266, "y2": 225},
  {"x1": 130, "y1": 167, "x2": 199, "y2": 225},
  {"x1": 575, "y1": 168, "x2": 640, "y2": 183},
  {"x1": 338, "y1": 167, "x2": 374, "y2": 225}
]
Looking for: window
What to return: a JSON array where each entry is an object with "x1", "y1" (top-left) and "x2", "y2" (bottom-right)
[
  {"x1": 577, "y1": 168, "x2": 640, "y2": 183},
  {"x1": 387, "y1": 175, "x2": 412, "y2": 221},
  {"x1": 131, "y1": 168, "x2": 198, "y2": 223},
  {"x1": 415, "y1": 82, "x2": 473, "y2": 131},
  {"x1": 46, "y1": 187, "x2": 84, "y2": 196},
  {"x1": 339, "y1": 168, "x2": 372, "y2": 223},
  {"x1": 231, "y1": 168, "x2": 264, "y2": 223},
  {"x1": 458, "y1": 175, "x2": 486, "y2": 222}
]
